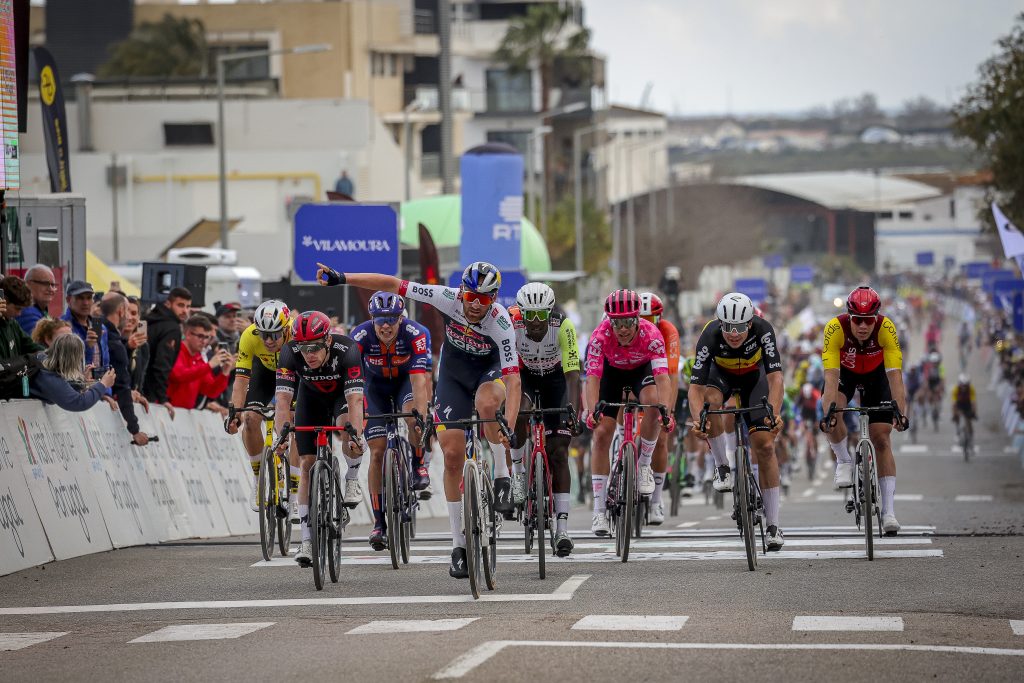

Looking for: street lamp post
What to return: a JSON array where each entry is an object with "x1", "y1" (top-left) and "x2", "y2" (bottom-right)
[{"x1": 217, "y1": 43, "x2": 330, "y2": 248}]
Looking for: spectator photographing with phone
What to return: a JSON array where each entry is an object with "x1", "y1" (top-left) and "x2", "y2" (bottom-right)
[
  {"x1": 29, "y1": 334, "x2": 114, "y2": 412},
  {"x1": 166, "y1": 315, "x2": 234, "y2": 410},
  {"x1": 61, "y1": 280, "x2": 109, "y2": 368}
]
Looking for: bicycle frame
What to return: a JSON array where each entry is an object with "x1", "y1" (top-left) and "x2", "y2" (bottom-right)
[{"x1": 371, "y1": 406, "x2": 422, "y2": 568}]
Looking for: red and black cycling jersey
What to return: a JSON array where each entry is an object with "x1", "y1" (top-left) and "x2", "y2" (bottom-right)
[{"x1": 275, "y1": 333, "x2": 364, "y2": 396}]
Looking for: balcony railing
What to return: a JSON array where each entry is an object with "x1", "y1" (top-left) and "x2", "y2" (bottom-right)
[{"x1": 421, "y1": 152, "x2": 441, "y2": 179}]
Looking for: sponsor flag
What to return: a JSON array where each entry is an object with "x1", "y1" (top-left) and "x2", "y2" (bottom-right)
[
  {"x1": 417, "y1": 222, "x2": 445, "y2": 356},
  {"x1": 992, "y1": 202, "x2": 1024, "y2": 259},
  {"x1": 32, "y1": 46, "x2": 71, "y2": 192}
]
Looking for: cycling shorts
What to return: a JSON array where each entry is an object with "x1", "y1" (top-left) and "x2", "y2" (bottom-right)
[
  {"x1": 244, "y1": 361, "x2": 276, "y2": 409},
  {"x1": 838, "y1": 365, "x2": 893, "y2": 425},
  {"x1": 293, "y1": 383, "x2": 350, "y2": 455},
  {"x1": 597, "y1": 361, "x2": 655, "y2": 418},
  {"x1": 434, "y1": 347, "x2": 502, "y2": 423},
  {"x1": 698, "y1": 363, "x2": 773, "y2": 433},
  {"x1": 522, "y1": 368, "x2": 570, "y2": 437},
  {"x1": 364, "y1": 376, "x2": 415, "y2": 442}
]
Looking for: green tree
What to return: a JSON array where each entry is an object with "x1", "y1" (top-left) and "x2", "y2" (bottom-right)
[
  {"x1": 953, "y1": 12, "x2": 1024, "y2": 232},
  {"x1": 545, "y1": 196, "x2": 612, "y2": 275},
  {"x1": 99, "y1": 14, "x2": 208, "y2": 78}
]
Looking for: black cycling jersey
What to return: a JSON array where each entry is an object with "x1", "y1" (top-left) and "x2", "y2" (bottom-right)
[
  {"x1": 690, "y1": 317, "x2": 782, "y2": 386},
  {"x1": 275, "y1": 333, "x2": 365, "y2": 397}
]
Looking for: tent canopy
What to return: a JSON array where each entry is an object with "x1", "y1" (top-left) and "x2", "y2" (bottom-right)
[
  {"x1": 87, "y1": 250, "x2": 141, "y2": 296},
  {"x1": 400, "y1": 195, "x2": 552, "y2": 273}
]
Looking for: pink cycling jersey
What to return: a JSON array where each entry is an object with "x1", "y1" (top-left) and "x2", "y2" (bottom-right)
[{"x1": 584, "y1": 318, "x2": 669, "y2": 378}]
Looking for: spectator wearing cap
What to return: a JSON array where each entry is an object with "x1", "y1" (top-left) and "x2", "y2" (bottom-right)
[
  {"x1": 142, "y1": 286, "x2": 191, "y2": 405},
  {"x1": 1, "y1": 275, "x2": 44, "y2": 363},
  {"x1": 61, "y1": 280, "x2": 109, "y2": 368},
  {"x1": 214, "y1": 301, "x2": 244, "y2": 353},
  {"x1": 101, "y1": 293, "x2": 149, "y2": 446},
  {"x1": 166, "y1": 315, "x2": 233, "y2": 410},
  {"x1": 16, "y1": 264, "x2": 58, "y2": 335}
]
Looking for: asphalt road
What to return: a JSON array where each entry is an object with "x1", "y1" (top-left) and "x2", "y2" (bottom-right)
[{"x1": 2, "y1": 328, "x2": 1024, "y2": 682}]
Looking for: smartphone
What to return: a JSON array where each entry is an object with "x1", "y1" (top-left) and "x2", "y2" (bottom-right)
[
  {"x1": 0, "y1": 287, "x2": 5, "y2": 301},
  {"x1": 91, "y1": 366, "x2": 109, "y2": 380},
  {"x1": 90, "y1": 317, "x2": 104, "y2": 337},
  {"x1": 137, "y1": 320, "x2": 148, "y2": 336}
]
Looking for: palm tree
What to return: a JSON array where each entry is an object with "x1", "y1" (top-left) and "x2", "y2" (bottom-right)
[
  {"x1": 494, "y1": 4, "x2": 591, "y2": 224},
  {"x1": 99, "y1": 14, "x2": 208, "y2": 78}
]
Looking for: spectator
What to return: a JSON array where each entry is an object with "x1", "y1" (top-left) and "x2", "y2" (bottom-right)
[
  {"x1": 214, "y1": 301, "x2": 244, "y2": 353},
  {"x1": 29, "y1": 334, "x2": 114, "y2": 412},
  {"x1": 31, "y1": 318, "x2": 72, "y2": 348},
  {"x1": 334, "y1": 169, "x2": 354, "y2": 197},
  {"x1": 16, "y1": 264, "x2": 58, "y2": 335},
  {"x1": 101, "y1": 293, "x2": 149, "y2": 446},
  {"x1": 142, "y1": 286, "x2": 191, "y2": 406},
  {"x1": 119, "y1": 295, "x2": 149, "y2": 392},
  {"x1": 166, "y1": 314, "x2": 233, "y2": 410},
  {"x1": 1, "y1": 275, "x2": 44, "y2": 362},
  {"x1": 61, "y1": 280, "x2": 109, "y2": 368}
]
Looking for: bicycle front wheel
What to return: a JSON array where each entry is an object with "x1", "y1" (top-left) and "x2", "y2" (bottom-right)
[
  {"x1": 400, "y1": 444, "x2": 413, "y2": 563},
  {"x1": 462, "y1": 459, "x2": 482, "y2": 599},
  {"x1": 276, "y1": 453, "x2": 292, "y2": 558},
  {"x1": 535, "y1": 452, "x2": 546, "y2": 579},
  {"x1": 481, "y1": 470, "x2": 498, "y2": 590},
  {"x1": 328, "y1": 461, "x2": 343, "y2": 582},
  {"x1": 384, "y1": 448, "x2": 401, "y2": 570},
  {"x1": 620, "y1": 443, "x2": 635, "y2": 563},
  {"x1": 860, "y1": 443, "x2": 874, "y2": 561},
  {"x1": 737, "y1": 448, "x2": 757, "y2": 571},
  {"x1": 257, "y1": 448, "x2": 275, "y2": 562},
  {"x1": 309, "y1": 460, "x2": 330, "y2": 591}
]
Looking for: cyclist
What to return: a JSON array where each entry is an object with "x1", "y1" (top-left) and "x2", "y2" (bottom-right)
[
  {"x1": 688, "y1": 292, "x2": 786, "y2": 551},
  {"x1": 273, "y1": 311, "x2": 365, "y2": 567},
  {"x1": 349, "y1": 291, "x2": 433, "y2": 551},
  {"x1": 797, "y1": 382, "x2": 821, "y2": 476},
  {"x1": 638, "y1": 292, "x2": 680, "y2": 524},
  {"x1": 678, "y1": 355, "x2": 709, "y2": 495},
  {"x1": 819, "y1": 285, "x2": 909, "y2": 536},
  {"x1": 921, "y1": 350, "x2": 944, "y2": 427},
  {"x1": 315, "y1": 261, "x2": 520, "y2": 580},
  {"x1": 225, "y1": 300, "x2": 297, "y2": 517},
  {"x1": 507, "y1": 282, "x2": 581, "y2": 557},
  {"x1": 951, "y1": 373, "x2": 977, "y2": 441},
  {"x1": 582, "y1": 289, "x2": 675, "y2": 537}
]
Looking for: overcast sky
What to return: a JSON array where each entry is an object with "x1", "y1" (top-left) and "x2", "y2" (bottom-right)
[{"x1": 585, "y1": 0, "x2": 1021, "y2": 116}]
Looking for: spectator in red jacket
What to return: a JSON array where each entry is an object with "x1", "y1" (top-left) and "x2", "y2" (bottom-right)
[{"x1": 166, "y1": 315, "x2": 234, "y2": 409}]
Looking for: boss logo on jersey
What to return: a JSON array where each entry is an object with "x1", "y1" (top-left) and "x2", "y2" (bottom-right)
[
  {"x1": 761, "y1": 333, "x2": 777, "y2": 358},
  {"x1": 411, "y1": 285, "x2": 434, "y2": 298}
]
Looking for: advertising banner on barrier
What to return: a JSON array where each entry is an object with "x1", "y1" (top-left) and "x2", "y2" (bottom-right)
[
  {"x1": 77, "y1": 406, "x2": 162, "y2": 547},
  {"x1": 154, "y1": 409, "x2": 232, "y2": 538},
  {"x1": 135, "y1": 407, "x2": 193, "y2": 540},
  {"x1": 4, "y1": 400, "x2": 112, "y2": 560},
  {"x1": 193, "y1": 413, "x2": 259, "y2": 536},
  {"x1": 0, "y1": 417, "x2": 54, "y2": 575}
]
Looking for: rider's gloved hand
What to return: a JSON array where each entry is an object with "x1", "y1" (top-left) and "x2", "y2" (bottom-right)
[{"x1": 583, "y1": 409, "x2": 599, "y2": 431}]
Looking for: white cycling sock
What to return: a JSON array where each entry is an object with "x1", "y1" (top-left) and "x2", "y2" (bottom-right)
[
  {"x1": 554, "y1": 493, "x2": 570, "y2": 533},
  {"x1": 880, "y1": 476, "x2": 896, "y2": 516},
  {"x1": 299, "y1": 504, "x2": 311, "y2": 541},
  {"x1": 751, "y1": 463, "x2": 760, "y2": 485},
  {"x1": 638, "y1": 437, "x2": 657, "y2": 467},
  {"x1": 447, "y1": 501, "x2": 465, "y2": 548},
  {"x1": 652, "y1": 472, "x2": 666, "y2": 505},
  {"x1": 686, "y1": 451, "x2": 699, "y2": 479},
  {"x1": 830, "y1": 437, "x2": 852, "y2": 464},
  {"x1": 592, "y1": 474, "x2": 608, "y2": 513},
  {"x1": 708, "y1": 433, "x2": 729, "y2": 468},
  {"x1": 724, "y1": 431, "x2": 737, "y2": 459},
  {"x1": 762, "y1": 486, "x2": 780, "y2": 528},
  {"x1": 511, "y1": 445, "x2": 527, "y2": 475},
  {"x1": 489, "y1": 441, "x2": 510, "y2": 478},
  {"x1": 343, "y1": 454, "x2": 362, "y2": 480}
]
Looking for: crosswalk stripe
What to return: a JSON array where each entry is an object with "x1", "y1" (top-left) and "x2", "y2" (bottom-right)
[
  {"x1": 0, "y1": 632, "x2": 67, "y2": 651},
  {"x1": 676, "y1": 522, "x2": 699, "y2": 528},
  {"x1": 1012, "y1": 621, "x2": 1024, "y2": 636},
  {"x1": 894, "y1": 494, "x2": 923, "y2": 501},
  {"x1": 955, "y1": 495, "x2": 993, "y2": 502},
  {"x1": 793, "y1": 616, "x2": 904, "y2": 632},
  {"x1": 572, "y1": 615, "x2": 688, "y2": 631},
  {"x1": 130, "y1": 623, "x2": 274, "y2": 643},
  {"x1": 347, "y1": 618, "x2": 477, "y2": 635},
  {"x1": 397, "y1": 538, "x2": 933, "y2": 552},
  {"x1": 900, "y1": 445, "x2": 928, "y2": 453},
  {"x1": 407, "y1": 525, "x2": 936, "y2": 541}
]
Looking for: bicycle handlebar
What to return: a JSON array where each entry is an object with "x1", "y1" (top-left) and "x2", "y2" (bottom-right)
[
  {"x1": 698, "y1": 398, "x2": 776, "y2": 434},
  {"x1": 821, "y1": 401, "x2": 907, "y2": 432}
]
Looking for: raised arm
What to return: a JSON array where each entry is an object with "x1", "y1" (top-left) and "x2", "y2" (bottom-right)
[{"x1": 315, "y1": 263, "x2": 402, "y2": 293}]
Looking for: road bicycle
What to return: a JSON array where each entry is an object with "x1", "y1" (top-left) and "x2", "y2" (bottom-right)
[
  {"x1": 275, "y1": 422, "x2": 354, "y2": 590},
  {"x1": 597, "y1": 390, "x2": 670, "y2": 563},
  {"x1": 517, "y1": 399, "x2": 577, "y2": 579},
  {"x1": 232, "y1": 405, "x2": 291, "y2": 562},
  {"x1": 957, "y1": 413, "x2": 975, "y2": 462},
  {"x1": 822, "y1": 402, "x2": 906, "y2": 560},
  {"x1": 699, "y1": 397, "x2": 775, "y2": 571},
  {"x1": 371, "y1": 405, "x2": 424, "y2": 569},
  {"x1": 667, "y1": 438, "x2": 687, "y2": 517},
  {"x1": 423, "y1": 412, "x2": 511, "y2": 599}
]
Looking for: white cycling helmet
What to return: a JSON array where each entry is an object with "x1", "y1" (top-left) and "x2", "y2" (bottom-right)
[
  {"x1": 928, "y1": 351, "x2": 941, "y2": 363},
  {"x1": 958, "y1": 373, "x2": 970, "y2": 384},
  {"x1": 516, "y1": 282, "x2": 556, "y2": 311},
  {"x1": 254, "y1": 299, "x2": 290, "y2": 333},
  {"x1": 716, "y1": 292, "x2": 754, "y2": 326}
]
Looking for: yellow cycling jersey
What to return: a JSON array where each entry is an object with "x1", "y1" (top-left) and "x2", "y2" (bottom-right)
[
  {"x1": 236, "y1": 323, "x2": 282, "y2": 376},
  {"x1": 951, "y1": 384, "x2": 975, "y2": 406},
  {"x1": 822, "y1": 314, "x2": 902, "y2": 373}
]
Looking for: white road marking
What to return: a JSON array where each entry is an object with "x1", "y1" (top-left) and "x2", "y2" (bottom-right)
[
  {"x1": 1012, "y1": 621, "x2": 1024, "y2": 636},
  {"x1": 893, "y1": 494, "x2": 923, "y2": 501},
  {"x1": 346, "y1": 538, "x2": 931, "y2": 553},
  {"x1": 410, "y1": 525, "x2": 934, "y2": 541},
  {"x1": 676, "y1": 521, "x2": 699, "y2": 528},
  {"x1": 704, "y1": 515, "x2": 722, "y2": 521},
  {"x1": 0, "y1": 575, "x2": 591, "y2": 616},
  {"x1": 900, "y1": 444, "x2": 928, "y2": 454},
  {"x1": 1005, "y1": 446, "x2": 1018, "y2": 454},
  {"x1": 792, "y1": 616, "x2": 904, "y2": 632},
  {"x1": 0, "y1": 632, "x2": 67, "y2": 651},
  {"x1": 571, "y1": 615, "x2": 688, "y2": 631},
  {"x1": 130, "y1": 622, "x2": 274, "y2": 643},
  {"x1": 432, "y1": 640, "x2": 1024, "y2": 679},
  {"x1": 347, "y1": 618, "x2": 477, "y2": 635},
  {"x1": 801, "y1": 488, "x2": 816, "y2": 498},
  {"x1": 955, "y1": 495, "x2": 994, "y2": 502}
]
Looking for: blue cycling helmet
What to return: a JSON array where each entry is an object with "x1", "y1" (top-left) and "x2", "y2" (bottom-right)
[
  {"x1": 461, "y1": 261, "x2": 502, "y2": 294},
  {"x1": 368, "y1": 291, "x2": 405, "y2": 317}
]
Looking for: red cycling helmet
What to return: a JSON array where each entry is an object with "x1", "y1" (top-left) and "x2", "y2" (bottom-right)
[
  {"x1": 292, "y1": 310, "x2": 331, "y2": 342},
  {"x1": 847, "y1": 286, "x2": 881, "y2": 316},
  {"x1": 604, "y1": 289, "x2": 641, "y2": 319}
]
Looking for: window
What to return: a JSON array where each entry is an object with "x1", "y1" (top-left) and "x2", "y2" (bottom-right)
[
  {"x1": 899, "y1": 211, "x2": 913, "y2": 220},
  {"x1": 209, "y1": 44, "x2": 270, "y2": 80},
  {"x1": 164, "y1": 123, "x2": 214, "y2": 147},
  {"x1": 877, "y1": 211, "x2": 893, "y2": 220},
  {"x1": 372, "y1": 53, "x2": 398, "y2": 77},
  {"x1": 486, "y1": 69, "x2": 532, "y2": 113},
  {"x1": 487, "y1": 130, "x2": 530, "y2": 156}
]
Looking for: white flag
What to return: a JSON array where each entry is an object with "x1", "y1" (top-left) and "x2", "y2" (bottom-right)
[{"x1": 992, "y1": 202, "x2": 1024, "y2": 258}]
